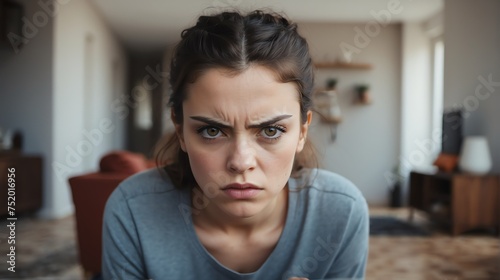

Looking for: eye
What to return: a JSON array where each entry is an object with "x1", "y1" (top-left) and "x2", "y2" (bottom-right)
[
  {"x1": 260, "y1": 125, "x2": 285, "y2": 139},
  {"x1": 263, "y1": 127, "x2": 278, "y2": 137},
  {"x1": 198, "y1": 126, "x2": 222, "y2": 139}
]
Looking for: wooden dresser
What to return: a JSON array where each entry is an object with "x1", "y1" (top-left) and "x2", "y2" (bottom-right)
[
  {"x1": 409, "y1": 170, "x2": 500, "y2": 235},
  {"x1": 0, "y1": 153, "x2": 43, "y2": 216}
]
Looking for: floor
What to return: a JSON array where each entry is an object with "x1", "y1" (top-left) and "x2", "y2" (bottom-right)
[
  {"x1": 0, "y1": 207, "x2": 498, "y2": 280},
  {"x1": 368, "y1": 208, "x2": 500, "y2": 280}
]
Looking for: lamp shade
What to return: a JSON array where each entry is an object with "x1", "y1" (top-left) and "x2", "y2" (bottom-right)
[{"x1": 458, "y1": 136, "x2": 492, "y2": 174}]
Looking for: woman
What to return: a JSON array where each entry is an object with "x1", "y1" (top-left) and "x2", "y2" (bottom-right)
[{"x1": 102, "y1": 10, "x2": 368, "y2": 280}]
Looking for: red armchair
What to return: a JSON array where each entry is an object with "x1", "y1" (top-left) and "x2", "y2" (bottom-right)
[{"x1": 68, "y1": 150, "x2": 155, "y2": 279}]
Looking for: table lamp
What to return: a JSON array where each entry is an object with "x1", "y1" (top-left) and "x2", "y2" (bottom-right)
[{"x1": 458, "y1": 136, "x2": 492, "y2": 174}]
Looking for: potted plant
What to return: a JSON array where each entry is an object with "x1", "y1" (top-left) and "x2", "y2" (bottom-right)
[
  {"x1": 326, "y1": 78, "x2": 337, "y2": 90},
  {"x1": 355, "y1": 84, "x2": 371, "y2": 104}
]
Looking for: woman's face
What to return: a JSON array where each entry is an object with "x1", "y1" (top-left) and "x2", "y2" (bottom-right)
[{"x1": 176, "y1": 65, "x2": 311, "y2": 219}]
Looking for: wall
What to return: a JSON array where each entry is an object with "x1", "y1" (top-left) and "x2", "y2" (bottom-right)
[
  {"x1": 47, "y1": 0, "x2": 127, "y2": 218},
  {"x1": 398, "y1": 20, "x2": 440, "y2": 204},
  {"x1": 298, "y1": 22, "x2": 401, "y2": 205},
  {"x1": 443, "y1": 0, "x2": 500, "y2": 172},
  {"x1": 0, "y1": 0, "x2": 55, "y2": 215},
  {"x1": 400, "y1": 22, "x2": 433, "y2": 174}
]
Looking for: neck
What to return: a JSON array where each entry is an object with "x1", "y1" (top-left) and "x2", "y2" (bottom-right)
[{"x1": 192, "y1": 186, "x2": 288, "y2": 236}]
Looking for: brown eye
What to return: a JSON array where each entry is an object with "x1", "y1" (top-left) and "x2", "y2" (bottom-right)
[
  {"x1": 260, "y1": 126, "x2": 285, "y2": 140},
  {"x1": 206, "y1": 127, "x2": 220, "y2": 137},
  {"x1": 263, "y1": 127, "x2": 278, "y2": 137},
  {"x1": 198, "y1": 126, "x2": 222, "y2": 139}
]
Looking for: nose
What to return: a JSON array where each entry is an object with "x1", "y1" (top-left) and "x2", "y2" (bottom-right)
[{"x1": 226, "y1": 137, "x2": 256, "y2": 174}]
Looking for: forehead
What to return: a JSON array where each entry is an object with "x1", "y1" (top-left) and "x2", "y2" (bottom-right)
[
  {"x1": 187, "y1": 65, "x2": 294, "y2": 94},
  {"x1": 183, "y1": 66, "x2": 300, "y2": 119}
]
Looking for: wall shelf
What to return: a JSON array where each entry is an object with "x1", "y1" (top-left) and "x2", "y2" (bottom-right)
[{"x1": 314, "y1": 62, "x2": 372, "y2": 70}]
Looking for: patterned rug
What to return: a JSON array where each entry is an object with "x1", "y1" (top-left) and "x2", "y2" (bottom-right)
[
  {"x1": 369, "y1": 216, "x2": 430, "y2": 236},
  {"x1": 0, "y1": 244, "x2": 78, "y2": 279}
]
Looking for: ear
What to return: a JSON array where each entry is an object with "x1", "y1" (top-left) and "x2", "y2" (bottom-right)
[
  {"x1": 172, "y1": 110, "x2": 187, "y2": 152},
  {"x1": 296, "y1": 111, "x2": 312, "y2": 153}
]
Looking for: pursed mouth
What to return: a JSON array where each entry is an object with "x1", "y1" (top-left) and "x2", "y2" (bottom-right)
[{"x1": 221, "y1": 183, "x2": 263, "y2": 190}]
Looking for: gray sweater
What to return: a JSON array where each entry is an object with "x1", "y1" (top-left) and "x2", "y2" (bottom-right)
[{"x1": 102, "y1": 168, "x2": 368, "y2": 280}]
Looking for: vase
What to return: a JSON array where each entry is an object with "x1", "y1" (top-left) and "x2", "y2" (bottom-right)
[{"x1": 458, "y1": 136, "x2": 492, "y2": 174}]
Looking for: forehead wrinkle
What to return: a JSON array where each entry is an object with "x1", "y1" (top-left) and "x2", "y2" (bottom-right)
[
  {"x1": 184, "y1": 65, "x2": 301, "y2": 127},
  {"x1": 189, "y1": 94, "x2": 299, "y2": 125},
  {"x1": 246, "y1": 104, "x2": 294, "y2": 123},
  {"x1": 210, "y1": 106, "x2": 241, "y2": 126}
]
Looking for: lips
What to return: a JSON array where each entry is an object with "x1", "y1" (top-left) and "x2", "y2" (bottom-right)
[
  {"x1": 222, "y1": 183, "x2": 263, "y2": 199},
  {"x1": 221, "y1": 183, "x2": 263, "y2": 190}
]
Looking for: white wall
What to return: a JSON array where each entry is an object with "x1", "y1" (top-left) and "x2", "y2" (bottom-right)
[
  {"x1": 443, "y1": 0, "x2": 500, "y2": 172},
  {"x1": 400, "y1": 22, "x2": 433, "y2": 173},
  {"x1": 0, "y1": 0, "x2": 55, "y2": 216},
  {"x1": 47, "y1": 0, "x2": 127, "y2": 218},
  {"x1": 298, "y1": 22, "x2": 401, "y2": 205}
]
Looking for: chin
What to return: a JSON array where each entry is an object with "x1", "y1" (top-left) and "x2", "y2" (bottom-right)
[{"x1": 222, "y1": 202, "x2": 265, "y2": 218}]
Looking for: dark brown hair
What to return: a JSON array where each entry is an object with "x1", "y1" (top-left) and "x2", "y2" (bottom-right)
[{"x1": 156, "y1": 10, "x2": 317, "y2": 188}]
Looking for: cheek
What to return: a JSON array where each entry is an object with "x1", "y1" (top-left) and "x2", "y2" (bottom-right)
[
  {"x1": 183, "y1": 129, "x2": 217, "y2": 172},
  {"x1": 260, "y1": 154, "x2": 295, "y2": 194},
  {"x1": 185, "y1": 142, "x2": 232, "y2": 190},
  {"x1": 260, "y1": 139, "x2": 298, "y2": 177},
  {"x1": 187, "y1": 148, "x2": 220, "y2": 178}
]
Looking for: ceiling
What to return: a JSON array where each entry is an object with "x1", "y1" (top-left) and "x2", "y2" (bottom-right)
[{"x1": 89, "y1": 0, "x2": 443, "y2": 53}]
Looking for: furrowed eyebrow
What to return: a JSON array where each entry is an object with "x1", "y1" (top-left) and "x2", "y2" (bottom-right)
[
  {"x1": 248, "y1": 114, "x2": 293, "y2": 128},
  {"x1": 189, "y1": 116, "x2": 231, "y2": 129},
  {"x1": 189, "y1": 114, "x2": 293, "y2": 129}
]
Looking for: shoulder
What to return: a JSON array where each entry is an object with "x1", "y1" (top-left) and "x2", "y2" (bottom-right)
[
  {"x1": 292, "y1": 169, "x2": 369, "y2": 248},
  {"x1": 289, "y1": 169, "x2": 369, "y2": 266},
  {"x1": 292, "y1": 168, "x2": 368, "y2": 228},
  {"x1": 294, "y1": 168, "x2": 365, "y2": 203},
  {"x1": 105, "y1": 168, "x2": 178, "y2": 209}
]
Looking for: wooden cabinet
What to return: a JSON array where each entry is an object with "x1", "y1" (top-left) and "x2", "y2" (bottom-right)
[
  {"x1": 409, "y1": 171, "x2": 500, "y2": 235},
  {"x1": 0, "y1": 154, "x2": 43, "y2": 216}
]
